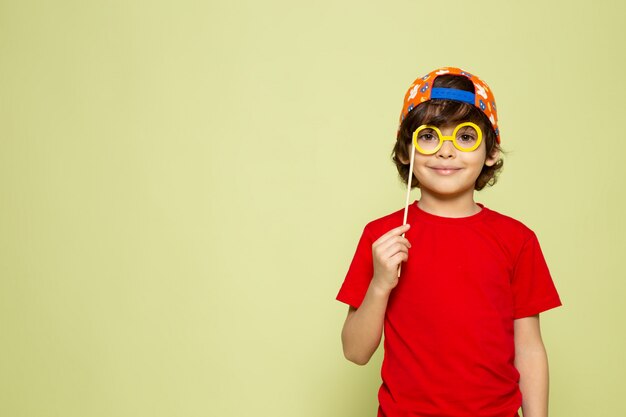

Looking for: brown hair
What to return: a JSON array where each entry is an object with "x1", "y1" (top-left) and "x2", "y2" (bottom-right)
[{"x1": 391, "y1": 74, "x2": 506, "y2": 190}]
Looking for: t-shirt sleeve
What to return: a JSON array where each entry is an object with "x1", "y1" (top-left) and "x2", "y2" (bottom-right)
[
  {"x1": 511, "y1": 230, "x2": 563, "y2": 319},
  {"x1": 336, "y1": 225, "x2": 374, "y2": 309}
]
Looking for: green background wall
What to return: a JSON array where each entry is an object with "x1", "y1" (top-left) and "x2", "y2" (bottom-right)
[{"x1": 1, "y1": 0, "x2": 624, "y2": 416}]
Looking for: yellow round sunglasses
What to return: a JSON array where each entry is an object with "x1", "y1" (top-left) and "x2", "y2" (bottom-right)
[{"x1": 412, "y1": 121, "x2": 483, "y2": 155}]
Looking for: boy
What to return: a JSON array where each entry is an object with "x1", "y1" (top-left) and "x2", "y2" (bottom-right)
[{"x1": 336, "y1": 67, "x2": 563, "y2": 417}]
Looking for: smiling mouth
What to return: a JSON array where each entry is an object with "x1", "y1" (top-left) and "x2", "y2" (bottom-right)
[{"x1": 430, "y1": 167, "x2": 462, "y2": 175}]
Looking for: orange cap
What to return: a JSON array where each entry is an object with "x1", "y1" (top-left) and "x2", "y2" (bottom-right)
[{"x1": 398, "y1": 67, "x2": 500, "y2": 144}]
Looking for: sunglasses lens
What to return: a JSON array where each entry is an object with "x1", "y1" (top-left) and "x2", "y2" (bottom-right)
[
  {"x1": 415, "y1": 128, "x2": 440, "y2": 152},
  {"x1": 455, "y1": 125, "x2": 480, "y2": 150}
]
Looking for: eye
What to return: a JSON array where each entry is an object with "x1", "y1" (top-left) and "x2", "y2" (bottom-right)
[
  {"x1": 418, "y1": 130, "x2": 437, "y2": 141},
  {"x1": 459, "y1": 134, "x2": 475, "y2": 142},
  {"x1": 456, "y1": 126, "x2": 478, "y2": 143}
]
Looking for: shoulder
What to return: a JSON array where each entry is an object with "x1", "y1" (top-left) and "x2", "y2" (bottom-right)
[
  {"x1": 477, "y1": 206, "x2": 542, "y2": 263},
  {"x1": 482, "y1": 206, "x2": 536, "y2": 241},
  {"x1": 362, "y1": 206, "x2": 406, "y2": 242}
]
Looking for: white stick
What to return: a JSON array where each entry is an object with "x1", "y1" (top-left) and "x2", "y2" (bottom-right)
[{"x1": 398, "y1": 141, "x2": 416, "y2": 278}]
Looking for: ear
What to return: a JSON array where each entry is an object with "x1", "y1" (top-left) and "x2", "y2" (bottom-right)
[
  {"x1": 485, "y1": 148, "x2": 500, "y2": 167},
  {"x1": 398, "y1": 143, "x2": 413, "y2": 165}
]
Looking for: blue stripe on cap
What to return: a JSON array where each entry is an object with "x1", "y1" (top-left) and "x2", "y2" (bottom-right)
[{"x1": 430, "y1": 87, "x2": 475, "y2": 105}]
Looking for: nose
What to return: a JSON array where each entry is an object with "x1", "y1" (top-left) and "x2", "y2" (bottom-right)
[{"x1": 436, "y1": 139, "x2": 456, "y2": 158}]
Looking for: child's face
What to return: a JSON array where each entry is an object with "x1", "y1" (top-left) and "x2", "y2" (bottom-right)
[{"x1": 409, "y1": 123, "x2": 499, "y2": 198}]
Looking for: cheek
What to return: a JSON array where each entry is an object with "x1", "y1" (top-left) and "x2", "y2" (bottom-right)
[
  {"x1": 413, "y1": 154, "x2": 432, "y2": 166},
  {"x1": 465, "y1": 155, "x2": 487, "y2": 168},
  {"x1": 469, "y1": 144, "x2": 488, "y2": 164}
]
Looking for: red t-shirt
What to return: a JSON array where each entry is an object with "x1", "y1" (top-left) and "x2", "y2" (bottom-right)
[{"x1": 336, "y1": 200, "x2": 563, "y2": 417}]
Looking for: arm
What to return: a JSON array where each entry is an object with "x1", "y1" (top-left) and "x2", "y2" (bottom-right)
[
  {"x1": 340, "y1": 280, "x2": 391, "y2": 365},
  {"x1": 514, "y1": 314, "x2": 550, "y2": 417},
  {"x1": 340, "y1": 223, "x2": 411, "y2": 365}
]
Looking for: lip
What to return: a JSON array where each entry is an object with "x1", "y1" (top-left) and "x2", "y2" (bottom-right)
[{"x1": 429, "y1": 167, "x2": 462, "y2": 175}]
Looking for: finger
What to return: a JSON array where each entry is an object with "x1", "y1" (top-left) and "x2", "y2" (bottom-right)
[
  {"x1": 373, "y1": 224, "x2": 411, "y2": 247},
  {"x1": 380, "y1": 223, "x2": 411, "y2": 240},
  {"x1": 376, "y1": 235, "x2": 412, "y2": 254},
  {"x1": 389, "y1": 251, "x2": 408, "y2": 267},
  {"x1": 379, "y1": 242, "x2": 409, "y2": 263}
]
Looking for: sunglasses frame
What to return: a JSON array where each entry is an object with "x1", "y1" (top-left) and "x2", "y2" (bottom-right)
[{"x1": 412, "y1": 121, "x2": 483, "y2": 155}]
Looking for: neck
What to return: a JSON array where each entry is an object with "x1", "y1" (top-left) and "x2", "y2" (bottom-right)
[{"x1": 417, "y1": 190, "x2": 481, "y2": 218}]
